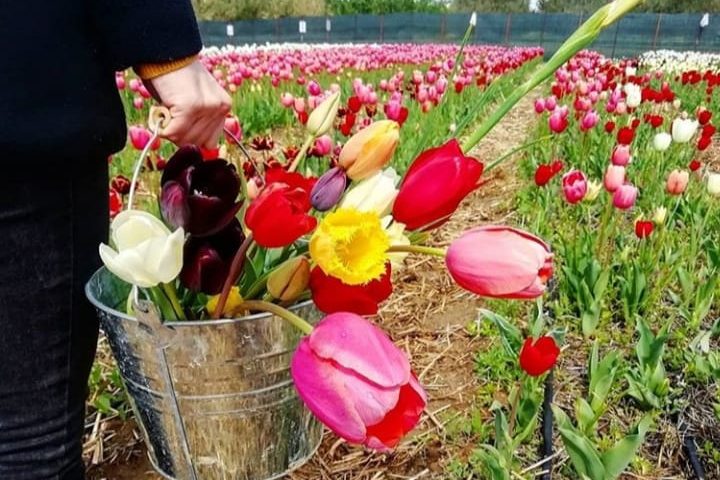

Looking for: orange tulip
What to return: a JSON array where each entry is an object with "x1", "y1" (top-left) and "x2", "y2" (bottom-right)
[{"x1": 338, "y1": 120, "x2": 399, "y2": 180}]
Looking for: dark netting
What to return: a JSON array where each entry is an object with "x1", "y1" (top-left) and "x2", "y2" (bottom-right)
[{"x1": 198, "y1": 13, "x2": 720, "y2": 58}]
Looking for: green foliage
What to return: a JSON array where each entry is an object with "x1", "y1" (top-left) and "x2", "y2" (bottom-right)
[
  {"x1": 625, "y1": 319, "x2": 670, "y2": 411},
  {"x1": 326, "y1": 0, "x2": 445, "y2": 15}
]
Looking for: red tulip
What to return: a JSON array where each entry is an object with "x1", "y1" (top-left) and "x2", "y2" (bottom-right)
[
  {"x1": 534, "y1": 164, "x2": 555, "y2": 187},
  {"x1": 111, "y1": 175, "x2": 132, "y2": 195},
  {"x1": 698, "y1": 135, "x2": 712, "y2": 151},
  {"x1": 617, "y1": 126, "x2": 635, "y2": 145},
  {"x1": 245, "y1": 183, "x2": 317, "y2": 248},
  {"x1": 689, "y1": 159, "x2": 702, "y2": 172},
  {"x1": 309, "y1": 264, "x2": 392, "y2": 315},
  {"x1": 519, "y1": 336, "x2": 560, "y2": 376},
  {"x1": 224, "y1": 115, "x2": 242, "y2": 144},
  {"x1": 265, "y1": 167, "x2": 316, "y2": 195},
  {"x1": 291, "y1": 313, "x2": 426, "y2": 451},
  {"x1": 635, "y1": 220, "x2": 654, "y2": 239},
  {"x1": 109, "y1": 189, "x2": 123, "y2": 219},
  {"x1": 446, "y1": 226, "x2": 553, "y2": 299},
  {"x1": 698, "y1": 109, "x2": 712, "y2": 125},
  {"x1": 393, "y1": 139, "x2": 483, "y2": 231},
  {"x1": 604, "y1": 121, "x2": 616, "y2": 133}
]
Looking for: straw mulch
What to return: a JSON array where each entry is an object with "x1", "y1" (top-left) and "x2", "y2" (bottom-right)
[{"x1": 83, "y1": 94, "x2": 535, "y2": 480}]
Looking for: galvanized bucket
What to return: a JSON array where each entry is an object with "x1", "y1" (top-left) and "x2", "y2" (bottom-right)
[{"x1": 85, "y1": 267, "x2": 323, "y2": 480}]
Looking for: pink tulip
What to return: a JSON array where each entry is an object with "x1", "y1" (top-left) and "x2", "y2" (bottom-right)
[
  {"x1": 545, "y1": 96, "x2": 557, "y2": 110},
  {"x1": 308, "y1": 80, "x2": 322, "y2": 96},
  {"x1": 224, "y1": 115, "x2": 242, "y2": 143},
  {"x1": 604, "y1": 165, "x2": 626, "y2": 192},
  {"x1": 549, "y1": 111, "x2": 568, "y2": 134},
  {"x1": 115, "y1": 74, "x2": 126, "y2": 90},
  {"x1": 666, "y1": 169, "x2": 689, "y2": 195},
  {"x1": 293, "y1": 97, "x2": 306, "y2": 114},
  {"x1": 129, "y1": 78, "x2": 140, "y2": 92},
  {"x1": 291, "y1": 313, "x2": 426, "y2": 451},
  {"x1": 613, "y1": 184, "x2": 638, "y2": 210},
  {"x1": 281, "y1": 93, "x2": 294, "y2": 108},
  {"x1": 446, "y1": 226, "x2": 553, "y2": 299},
  {"x1": 132, "y1": 97, "x2": 144, "y2": 109},
  {"x1": 611, "y1": 145, "x2": 631, "y2": 166},
  {"x1": 534, "y1": 98, "x2": 546, "y2": 114},
  {"x1": 562, "y1": 170, "x2": 588, "y2": 204},
  {"x1": 128, "y1": 125, "x2": 153, "y2": 150},
  {"x1": 580, "y1": 110, "x2": 599, "y2": 131},
  {"x1": 313, "y1": 135, "x2": 333, "y2": 156}
]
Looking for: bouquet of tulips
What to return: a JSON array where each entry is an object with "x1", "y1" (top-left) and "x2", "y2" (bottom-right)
[{"x1": 98, "y1": 0, "x2": 641, "y2": 452}]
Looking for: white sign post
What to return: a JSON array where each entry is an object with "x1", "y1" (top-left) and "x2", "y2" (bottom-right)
[
  {"x1": 299, "y1": 20, "x2": 307, "y2": 42},
  {"x1": 226, "y1": 24, "x2": 234, "y2": 37}
]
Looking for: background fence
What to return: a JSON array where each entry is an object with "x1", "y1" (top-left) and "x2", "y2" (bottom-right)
[{"x1": 199, "y1": 12, "x2": 720, "y2": 58}]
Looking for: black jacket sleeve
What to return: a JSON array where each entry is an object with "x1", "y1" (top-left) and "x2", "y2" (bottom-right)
[{"x1": 89, "y1": 0, "x2": 203, "y2": 72}]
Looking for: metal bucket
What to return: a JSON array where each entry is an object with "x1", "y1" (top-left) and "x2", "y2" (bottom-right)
[{"x1": 85, "y1": 267, "x2": 323, "y2": 480}]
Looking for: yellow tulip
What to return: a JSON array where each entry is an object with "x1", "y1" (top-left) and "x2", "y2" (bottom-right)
[
  {"x1": 338, "y1": 120, "x2": 400, "y2": 180},
  {"x1": 206, "y1": 287, "x2": 245, "y2": 317},
  {"x1": 267, "y1": 257, "x2": 311, "y2": 302}
]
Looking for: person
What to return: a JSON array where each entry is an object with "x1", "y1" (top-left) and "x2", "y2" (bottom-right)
[
  {"x1": 697, "y1": 12, "x2": 710, "y2": 46},
  {"x1": 0, "y1": 1, "x2": 231, "y2": 479}
]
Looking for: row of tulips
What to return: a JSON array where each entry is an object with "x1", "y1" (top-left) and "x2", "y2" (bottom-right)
[{"x1": 459, "y1": 47, "x2": 720, "y2": 478}]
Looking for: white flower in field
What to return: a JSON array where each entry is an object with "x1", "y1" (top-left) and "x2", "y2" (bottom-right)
[
  {"x1": 652, "y1": 132, "x2": 672, "y2": 151},
  {"x1": 99, "y1": 210, "x2": 185, "y2": 288},
  {"x1": 652, "y1": 206, "x2": 667, "y2": 225},
  {"x1": 584, "y1": 180, "x2": 603, "y2": 202},
  {"x1": 671, "y1": 117, "x2": 699, "y2": 143},
  {"x1": 708, "y1": 173, "x2": 720, "y2": 197},
  {"x1": 340, "y1": 168, "x2": 399, "y2": 216},
  {"x1": 624, "y1": 83, "x2": 642, "y2": 108},
  {"x1": 625, "y1": 66, "x2": 637, "y2": 77}
]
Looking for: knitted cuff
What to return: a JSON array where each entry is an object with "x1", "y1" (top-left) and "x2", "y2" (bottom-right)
[{"x1": 134, "y1": 54, "x2": 198, "y2": 80}]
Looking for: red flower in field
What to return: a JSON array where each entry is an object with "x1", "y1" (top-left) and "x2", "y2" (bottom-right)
[
  {"x1": 702, "y1": 124, "x2": 716, "y2": 138},
  {"x1": 109, "y1": 189, "x2": 123, "y2": 218},
  {"x1": 631, "y1": 118, "x2": 641, "y2": 129},
  {"x1": 519, "y1": 336, "x2": 560, "y2": 377},
  {"x1": 617, "y1": 126, "x2": 635, "y2": 145},
  {"x1": 534, "y1": 160, "x2": 563, "y2": 187},
  {"x1": 245, "y1": 182, "x2": 317, "y2": 248},
  {"x1": 635, "y1": 220, "x2": 654, "y2": 239},
  {"x1": 646, "y1": 115, "x2": 664, "y2": 129},
  {"x1": 604, "y1": 121, "x2": 616, "y2": 133},
  {"x1": 698, "y1": 109, "x2": 712, "y2": 125},
  {"x1": 111, "y1": 175, "x2": 131, "y2": 195},
  {"x1": 348, "y1": 96, "x2": 362, "y2": 113},
  {"x1": 265, "y1": 167, "x2": 317, "y2": 195},
  {"x1": 689, "y1": 159, "x2": 702, "y2": 172},
  {"x1": 698, "y1": 135, "x2": 712, "y2": 151},
  {"x1": 309, "y1": 264, "x2": 393, "y2": 315},
  {"x1": 393, "y1": 139, "x2": 483, "y2": 231},
  {"x1": 298, "y1": 111, "x2": 309, "y2": 125}
]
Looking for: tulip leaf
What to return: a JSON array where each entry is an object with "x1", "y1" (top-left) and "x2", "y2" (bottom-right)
[
  {"x1": 600, "y1": 415, "x2": 653, "y2": 479},
  {"x1": 480, "y1": 309, "x2": 522, "y2": 355},
  {"x1": 589, "y1": 341, "x2": 619, "y2": 413},
  {"x1": 553, "y1": 405, "x2": 606, "y2": 480},
  {"x1": 575, "y1": 398, "x2": 597, "y2": 434},
  {"x1": 475, "y1": 445, "x2": 511, "y2": 480}
]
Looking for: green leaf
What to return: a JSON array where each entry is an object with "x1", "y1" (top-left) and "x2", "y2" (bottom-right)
[
  {"x1": 589, "y1": 343, "x2": 619, "y2": 412},
  {"x1": 480, "y1": 309, "x2": 523, "y2": 355},
  {"x1": 601, "y1": 415, "x2": 653, "y2": 479},
  {"x1": 94, "y1": 393, "x2": 113, "y2": 414},
  {"x1": 476, "y1": 445, "x2": 512, "y2": 480},
  {"x1": 677, "y1": 267, "x2": 693, "y2": 302},
  {"x1": 593, "y1": 269, "x2": 610, "y2": 299},
  {"x1": 576, "y1": 398, "x2": 597, "y2": 434},
  {"x1": 553, "y1": 406, "x2": 607, "y2": 480}
]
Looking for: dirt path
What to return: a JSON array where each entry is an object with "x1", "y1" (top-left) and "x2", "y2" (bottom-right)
[{"x1": 85, "y1": 93, "x2": 538, "y2": 480}]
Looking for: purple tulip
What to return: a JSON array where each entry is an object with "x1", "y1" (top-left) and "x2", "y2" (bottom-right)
[
  {"x1": 311, "y1": 167, "x2": 348, "y2": 211},
  {"x1": 180, "y1": 219, "x2": 244, "y2": 294},
  {"x1": 160, "y1": 146, "x2": 242, "y2": 237}
]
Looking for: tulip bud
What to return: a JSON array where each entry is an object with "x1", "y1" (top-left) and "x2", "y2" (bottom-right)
[
  {"x1": 653, "y1": 132, "x2": 672, "y2": 151},
  {"x1": 613, "y1": 184, "x2": 638, "y2": 210},
  {"x1": 311, "y1": 167, "x2": 348, "y2": 211},
  {"x1": 469, "y1": 12, "x2": 477, "y2": 27},
  {"x1": 267, "y1": 257, "x2": 311, "y2": 302},
  {"x1": 307, "y1": 91, "x2": 341, "y2": 136},
  {"x1": 338, "y1": 120, "x2": 400, "y2": 180},
  {"x1": 611, "y1": 144, "x2": 631, "y2": 166},
  {"x1": 708, "y1": 172, "x2": 720, "y2": 197},
  {"x1": 206, "y1": 286, "x2": 245, "y2": 317},
  {"x1": 666, "y1": 169, "x2": 689, "y2": 195},
  {"x1": 585, "y1": 180, "x2": 602, "y2": 201},
  {"x1": 562, "y1": 170, "x2": 588, "y2": 204},
  {"x1": 653, "y1": 206, "x2": 667, "y2": 225},
  {"x1": 672, "y1": 117, "x2": 699, "y2": 143},
  {"x1": 604, "y1": 165, "x2": 625, "y2": 193}
]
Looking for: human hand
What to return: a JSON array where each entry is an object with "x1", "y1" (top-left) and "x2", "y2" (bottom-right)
[{"x1": 147, "y1": 60, "x2": 232, "y2": 148}]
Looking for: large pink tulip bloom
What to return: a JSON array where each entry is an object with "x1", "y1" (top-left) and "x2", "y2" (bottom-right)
[
  {"x1": 291, "y1": 313, "x2": 427, "y2": 451},
  {"x1": 446, "y1": 226, "x2": 553, "y2": 299}
]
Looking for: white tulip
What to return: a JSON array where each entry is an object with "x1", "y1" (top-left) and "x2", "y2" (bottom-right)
[
  {"x1": 671, "y1": 117, "x2": 698, "y2": 143},
  {"x1": 623, "y1": 83, "x2": 642, "y2": 108},
  {"x1": 652, "y1": 206, "x2": 667, "y2": 225},
  {"x1": 382, "y1": 216, "x2": 410, "y2": 270},
  {"x1": 99, "y1": 210, "x2": 185, "y2": 288},
  {"x1": 652, "y1": 132, "x2": 672, "y2": 151},
  {"x1": 708, "y1": 172, "x2": 720, "y2": 197},
  {"x1": 340, "y1": 168, "x2": 399, "y2": 216},
  {"x1": 625, "y1": 66, "x2": 637, "y2": 77}
]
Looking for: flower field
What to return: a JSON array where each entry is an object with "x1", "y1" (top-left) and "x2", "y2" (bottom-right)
[{"x1": 88, "y1": 37, "x2": 720, "y2": 479}]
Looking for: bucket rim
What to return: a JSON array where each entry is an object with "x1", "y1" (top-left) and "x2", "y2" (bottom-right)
[{"x1": 85, "y1": 267, "x2": 314, "y2": 327}]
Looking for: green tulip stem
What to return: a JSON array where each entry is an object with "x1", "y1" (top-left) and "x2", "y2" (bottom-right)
[
  {"x1": 162, "y1": 282, "x2": 187, "y2": 321},
  {"x1": 387, "y1": 245, "x2": 447, "y2": 257},
  {"x1": 507, "y1": 379, "x2": 523, "y2": 443},
  {"x1": 484, "y1": 135, "x2": 554, "y2": 174},
  {"x1": 288, "y1": 134, "x2": 316, "y2": 173},
  {"x1": 447, "y1": 21, "x2": 474, "y2": 100},
  {"x1": 241, "y1": 300, "x2": 314, "y2": 335},
  {"x1": 213, "y1": 234, "x2": 254, "y2": 319}
]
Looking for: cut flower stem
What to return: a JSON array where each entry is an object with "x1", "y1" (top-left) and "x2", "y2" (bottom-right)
[
  {"x1": 387, "y1": 245, "x2": 447, "y2": 257},
  {"x1": 241, "y1": 300, "x2": 314, "y2": 335}
]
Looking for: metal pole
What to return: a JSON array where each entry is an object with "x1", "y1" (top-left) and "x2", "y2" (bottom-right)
[
  {"x1": 610, "y1": 19, "x2": 620, "y2": 58},
  {"x1": 504, "y1": 13, "x2": 512, "y2": 45},
  {"x1": 653, "y1": 13, "x2": 662, "y2": 49}
]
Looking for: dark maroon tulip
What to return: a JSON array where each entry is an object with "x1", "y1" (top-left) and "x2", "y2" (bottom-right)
[
  {"x1": 180, "y1": 219, "x2": 245, "y2": 294},
  {"x1": 160, "y1": 146, "x2": 243, "y2": 237}
]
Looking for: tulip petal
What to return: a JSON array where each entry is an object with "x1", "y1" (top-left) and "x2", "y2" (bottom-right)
[
  {"x1": 365, "y1": 374, "x2": 426, "y2": 450},
  {"x1": 161, "y1": 145, "x2": 202, "y2": 186},
  {"x1": 308, "y1": 313, "x2": 410, "y2": 389},
  {"x1": 146, "y1": 228, "x2": 185, "y2": 284},
  {"x1": 160, "y1": 181, "x2": 191, "y2": 230},
  {"x1": 291, "y1": 340, "x2": 367, "y2": 443},
  {"x1": 99, "y1": 244, "x2": 157, "y2": 288},
  {"x1": 112, "y1": 210, "x2": 171, "y2": 250}
]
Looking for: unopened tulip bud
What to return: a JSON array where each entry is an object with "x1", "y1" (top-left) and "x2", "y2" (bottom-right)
[
  {"x1": 338, "y1": 120, "x2": 400, "y2": 180},
  {"x1": 206, "y1": 286, "x2": 245, "y2": 317},
  {"x1": 311, "y1": 167, "x2": 348, "y2": 211},
  {"x1": 613, "y1": 184, "x2": 638, "y2": 210},
  {"x1": 469, "y1": 12, "x2": 477, "y2": 27},
  {"x1": 653, "y1": 132, "x2": 672, "y2": 151},
  {"x1": 307, "y1": 91, "x2": 341, "y2": 136},
  {"x1": 672, "y1": 117, "x2": 699, "y2": 143},
  {"x1": 585, "y1": 180, "x2": 602, "y2": 201},
  {"x1": 267, "y1": 257, "x2": 311, "y2": 302},
  {"x1": 666, "y1": 169, "x2": 689, "y2": 195},
  {"x1": 708, "y1": 172, "x2": 720, "y2": 197},
  {"x1": 653, "y1": 206, "x2": 667, "y2": 225}
]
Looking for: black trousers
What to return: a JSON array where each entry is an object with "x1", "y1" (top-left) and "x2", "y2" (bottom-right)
[{"x1": 0, "y1": 157, "x2": 108, "y2": 479}]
